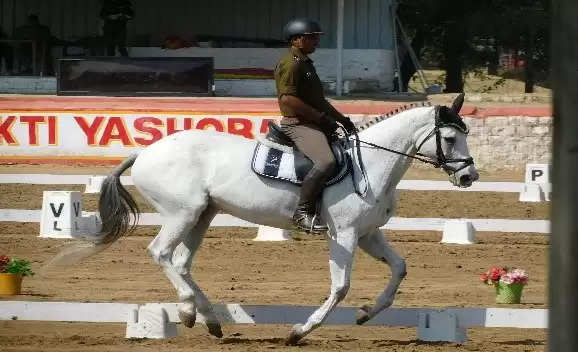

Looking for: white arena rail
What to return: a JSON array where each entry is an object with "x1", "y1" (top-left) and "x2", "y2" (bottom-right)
[
  {"x1": 0, "y1": 301, "x2": 547, "y2": 328},
  {"x1": 0, "y1": 209, "x2": 551, "y2": 234},
  {"x1": 0, "y1": 174, "x2": 132, "y2": 185},
  {"x1": 0, "y1": 300, "x2": 547, "y2": 342},
  {"x1": 0, "y1": 173, "x2": 552, "y2": 193}
]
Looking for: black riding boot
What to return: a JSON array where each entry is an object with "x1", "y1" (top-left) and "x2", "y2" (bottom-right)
[{"x1": 293, "y1": 167, "x2": 330, "y2": 233}]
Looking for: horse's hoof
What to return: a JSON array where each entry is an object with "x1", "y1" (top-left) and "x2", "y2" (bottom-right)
[
  {"x1": 178, "y1": 310, "x2": 196, "y2": 328},
  {"x1": 356, "y1": 304, "x2": 372, "y2": 325},
  {"x1": 206, "y1": 322, "x2": 223, "y2": 338},
  {"x1": 285, "y1": 324, "x2": 303, "y2": 345}
]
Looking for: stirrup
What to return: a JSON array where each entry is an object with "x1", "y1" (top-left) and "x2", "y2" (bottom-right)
[
  {"x1": 309, "y1": 213, "x2": 323, "y2": 233},
  {"x1": 293, "y1": 212, "x2": 328, "y2": 234}
]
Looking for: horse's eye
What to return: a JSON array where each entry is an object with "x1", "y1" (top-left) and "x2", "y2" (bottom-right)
[{"x1": 444, "y1": 137, "x2": 456, "y2": 144}]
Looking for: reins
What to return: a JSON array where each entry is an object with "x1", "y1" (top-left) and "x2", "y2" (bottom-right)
[
  {"x1": 343, "y1": 115, "x2": 474, "y2": 197},
  {"x1": 356, "y1": 138, "x2": 442, "y2": 167}
]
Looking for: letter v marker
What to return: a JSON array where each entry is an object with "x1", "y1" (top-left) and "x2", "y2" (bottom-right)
[{"x1": 50, "y1": 203, "x2": 64, "y2": 217}]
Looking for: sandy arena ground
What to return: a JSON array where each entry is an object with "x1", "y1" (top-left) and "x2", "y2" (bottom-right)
[{"x1": 0, "y1": 164, "x2": 549, "y2": 351}]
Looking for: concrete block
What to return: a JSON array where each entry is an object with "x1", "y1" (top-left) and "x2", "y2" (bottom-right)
[
  {"x1": 80, "y1": 213, "x2": 102, "y2": 237},
  {"x1": 84, "y1": 175, "x2": 107, "y2": 194},
  {"x1": 441, "y1": 220, "x2": 476, "y2": 245},
  {"x1": 519, "y1": 183, "x2": 544, "y2": 202},
  {"x1": 126, "y1": 304, "x2": 177, "y2": 339},
  {"x1": 254, "y1": 226, "x2": 291, "y2": 241},
  {"x1": 418, "y1": 311, "x2": 467, "y2": 343}
]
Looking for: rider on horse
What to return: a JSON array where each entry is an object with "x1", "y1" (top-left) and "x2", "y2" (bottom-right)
[{"x1": 274, "y1": 18, "x2": 356, "y2": 233}]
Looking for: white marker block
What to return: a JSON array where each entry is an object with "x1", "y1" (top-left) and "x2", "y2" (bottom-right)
[
  {"x1": 253, "y1": 226, "x2": 291, "y2": 241},
  {"x1": 79, "y1": 213, "x2": 103, "y2": 238},
  {"x1": 441, "y1": 220, "x2": 476, "y2": 244},
  {"x1": 84, "y1": 175, "x2": 107, "y2": 194},
  {"x1": 522, "y1": 164, "x2": 550, "y2": 202},
  {"x1": 126, "y1": 304, "x2": 177, "y2": 339},
  {"x1": 525, "y1": 163, "x2": 550, "y2": 184},
  {"x1": 418, "y1": 311, "x2": 467, "y2": 343},
  {"x1": 519, "y1": 183, "x2": 545, "y2": 202},
  {"x1": 40, "y1": 191, "x2": 84, "y2": 239}
]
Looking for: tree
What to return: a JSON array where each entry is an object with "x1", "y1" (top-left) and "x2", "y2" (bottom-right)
[
  {"x1": 439, "y1": 1, "x2": 469, "y2": 93},
  {"x1": 395, "y1": 0, "x2": 443, "y2": 92},
  {"x1": 396, "y1": 0, "x2": 550, "y2": 93},
  {"x1": 478, "y1": 0, "x2": 550, "y2": 92}
]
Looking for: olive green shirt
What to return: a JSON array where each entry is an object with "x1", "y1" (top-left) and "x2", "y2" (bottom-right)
[{"x1": 274, "y1": 46, "x2": 332, "y2": 118}]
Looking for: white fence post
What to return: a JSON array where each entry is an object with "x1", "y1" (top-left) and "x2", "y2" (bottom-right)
[
  {"x1": 441, "y1": 220, "x2": 476, "y2": 244},
  {"x1": 417, "y1": 311, "x2": 467, "y2": 343},
  {"x1": 125, "y1": 304, "x2": 178, "y2": 339},
  {"x1": 520, "y1": 164, "x2": 550, "y2": 202},
  {"x1": 253, "y1": 226, "x2": 291, "y2": 241},
  {"x1": 84, "y1": 175, "x2": 107, "y2": 194}
]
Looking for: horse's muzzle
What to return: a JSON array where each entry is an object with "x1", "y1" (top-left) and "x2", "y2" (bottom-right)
[
  {"x1": 460, "y1": 174, "x2": 474, "y2": 187},
  {"x1": 456, "y1": 168, "x2": 479, "y2": 187}
]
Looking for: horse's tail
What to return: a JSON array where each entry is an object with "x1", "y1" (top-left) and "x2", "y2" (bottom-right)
[
  {"x1": 98, "y1": 153, "x2": 140, "y2": 245},
  {"x1": 45, "y1": 153, "x2": 140, "y2": 267}
]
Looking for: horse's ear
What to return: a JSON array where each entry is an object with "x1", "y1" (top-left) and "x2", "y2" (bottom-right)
[{"x1": 450, "y1": 93, "x2": 465, "y2": 114}]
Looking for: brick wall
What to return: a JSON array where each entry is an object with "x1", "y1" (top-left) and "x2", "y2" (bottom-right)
[
  {"x1": 354, "y1": 113, "x2": 553, "y2": 171},
  {"x1": 464, "y1": 116, "x2": 552, "y2": 170}
]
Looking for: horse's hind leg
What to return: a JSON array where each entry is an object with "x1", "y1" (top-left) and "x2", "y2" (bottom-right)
[
  {"x1": 355, "y1": 228, "x2": 406, "y2": 324},
  {"x1": 147, "y1": 204, "x2": 209, "y2": 327},
  {"x1": 171, "y1": 205, "x2": 223, "y2": 337}
]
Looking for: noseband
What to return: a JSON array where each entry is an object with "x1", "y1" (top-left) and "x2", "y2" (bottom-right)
[{"x1": 415, "y1": 119, "x2": 474, "y2": 174}]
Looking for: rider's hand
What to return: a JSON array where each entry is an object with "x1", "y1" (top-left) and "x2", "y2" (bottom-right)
[
  {"x1": 341, "y1": 117, "x2": 357, "y2": 134},
  {"x1": 319, "y1": 112, "x2": 338, "y2": 134}
]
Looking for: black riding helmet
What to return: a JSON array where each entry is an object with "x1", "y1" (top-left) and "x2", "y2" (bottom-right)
[{"x1": 283, "y1": 18, "x2": 324, "y2": 41}]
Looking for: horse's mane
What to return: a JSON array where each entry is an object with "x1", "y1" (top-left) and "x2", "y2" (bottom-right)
[{"x1": 356, "y1": 101, "x2": 433, "y2": 131}]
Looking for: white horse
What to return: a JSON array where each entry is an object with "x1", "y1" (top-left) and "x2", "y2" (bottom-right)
[{"x1": 63, "y1": 94, "x2": 478, "y2": 344}]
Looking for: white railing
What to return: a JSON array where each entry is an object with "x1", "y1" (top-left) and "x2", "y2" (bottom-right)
[
  {"x1": 0, "y1": 301, "x2": 547, "y2": 328},
  {"x1": 0, "y1": 173, "x2": 552, "y2": 193},
  {"x1": 0, "y1": 209, "x2": 551, "y2": 234}
]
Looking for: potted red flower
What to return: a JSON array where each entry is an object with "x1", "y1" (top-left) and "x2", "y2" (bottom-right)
[
  {"x1": 480, "y1": 267, "x2": 529, "y2": 304},
  {"x1": 0, "y1": 255, "x2": 35, "y2": 295}
]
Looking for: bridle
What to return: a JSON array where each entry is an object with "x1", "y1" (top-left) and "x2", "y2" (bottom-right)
[
  {"x1": 414, "y1": 108, "x2": 474, "y2": 174},
  {"x1": 345, "y1": 105, "x2": 474, "y2": 196}
]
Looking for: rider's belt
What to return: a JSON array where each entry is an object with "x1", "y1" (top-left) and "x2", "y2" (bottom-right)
[{"x1": 280, "y1": 117, "x2": 300, "y2": 125}]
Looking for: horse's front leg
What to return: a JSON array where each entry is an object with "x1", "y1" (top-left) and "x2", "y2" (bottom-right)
[
  {"x1": 355, "y1": 228, "x2": 407, "y2": 324},
  {"x1": 286, "y1": 229, "x2": 358, "y2": 345}
]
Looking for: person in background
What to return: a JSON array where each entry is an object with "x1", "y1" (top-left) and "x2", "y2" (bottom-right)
[
  {"x1": 0, "y1": 26, "x2": 14, "y2": 74},
  {"x1": 13, "y1": 14, "x2": 55, "y2": 75},
  {"x1": 100, "y1": 0, "x2": 134, "y2": 57}
]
